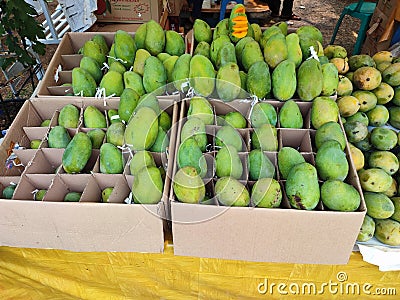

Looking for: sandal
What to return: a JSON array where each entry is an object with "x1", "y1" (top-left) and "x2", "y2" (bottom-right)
[{"x1": 280, "y1": 14, "x2": 301, "y2": 21}]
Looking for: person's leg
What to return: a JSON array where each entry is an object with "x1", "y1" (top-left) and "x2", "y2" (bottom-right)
[
  {"x1": 280, "y1": 0, "x2": 301, "y2": 20},
  {"x1": 266, "y1": 0, "x2": 281, "y2": 17}
]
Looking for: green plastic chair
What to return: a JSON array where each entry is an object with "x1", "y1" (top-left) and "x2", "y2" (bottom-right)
[{"x1": 330, "y1": 0, "x2": 377, "y2": 55}]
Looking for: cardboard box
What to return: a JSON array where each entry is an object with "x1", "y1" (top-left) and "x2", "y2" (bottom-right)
[
  {"x1": 170, "y1": 99, "x2": 366, "y2": 265},
  {"x1": 377, "y1": 0, "x2": 398, "y2": 19},
  {"x1": 95, "y1": 0, "x2": 163, "y2": 23},
  {"x1": 0, "y1": 95, "x2": 179, "y2": 252}
]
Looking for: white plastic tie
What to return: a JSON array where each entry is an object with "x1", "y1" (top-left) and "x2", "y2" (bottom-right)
[
  {"x1": 110, "y1": 114, "x2": 120, "y2": 121},
  {"x1": 54, "y1": 65, "x2": 62, "y2": 83},
  {"x1": 129, "y1": 66, "x2": 134, "y2": 72},
  {"x1": 75, "y1": 90, "x2": 84, "y2": 97},
  {"x1": 101, "y1": 62, "x2": 109, "y2": 71},
  {"x1": 31, "y1": 189, "x2": 39, "y2": 195},
  {"x1": 124, "y1": 192, "x2": 133, "y2": 204},
  {"x1": 106, "y1": 55, "x2": 127, "y2": 65},
  {"x1": 104, "y1": 93, "x2": 115, "y2": 106},
  {"x1": 186, "y1": 86, "x2": 195, "y2": 98},
  {"x1": 180, "y1": 80, "x2": 189, "y2": 93},
  {"x1": 10, "y1": 182, "x2": 17, "y2": 186},
  {"x1": 307, "y1": 46, "x2": 320, "y2": 61},
  {"x1": 95, "y1": 87, "x2": 106, "y2": 100},
  {"x1": 248, "y1": 95, "x2": 259, "y2": 120}
]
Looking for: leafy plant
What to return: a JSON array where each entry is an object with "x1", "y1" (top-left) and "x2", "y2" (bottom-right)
[{"x1": 0, "y1": 0, "x2": 46, "y2": 69}]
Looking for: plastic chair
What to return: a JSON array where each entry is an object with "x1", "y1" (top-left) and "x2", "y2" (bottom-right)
[
  {"x1": 330, "y1": 0, "x2": 377, "y2": 55},
  {"x1": 219, "y1": 0, "x2": 244, "y2": 21}
]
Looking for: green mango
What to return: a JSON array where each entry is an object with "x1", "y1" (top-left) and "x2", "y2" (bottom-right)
[
  {"x1": 389, "y1": 106, "x2": 400, "y2": 129},
  {"x1": 348, "y1": 54, "x2": 376, "y2": 71},
  {"x1": 189, "y1": 55, "x2": 216, "y2": 97},
  {"x1": 278, "y1": 147, "x2": 305, "y2": 179},
  {"x1": 263, "y1": 33, "x2": 288, "y2": 69},
  {"x1": 235, "y1": 36, "x2": 254, "y2": 67},
  {"x1": 163, "y1": 55, "x2": 179, "y2": 90},
  {"x1": 129, "y1": 150, "x2": 156, "y2": 176},
  {"x1": 315, "y1": 140, "x2": 349, "y2": 181},
  {"x1": 79, "y1": 56, "x2": 102, "y2": 84},
  {"x1": 259, "y1": 26, "x2": 282, "y2": 50},
  {"x1": 135, "y1": 93, "x2": 161, "y2": 115},
  {"x1": 238, "y1": 70, "x2": 248, "y2": 99},
  {"x1": 272, "y1": 60, "x2": 296, "y2": 101},
  {"x1": 133, "y1": 49, "x2": 151, "y2": 76},
  {"x1": 241, "y1": 40, "x2": 264, "y2": 72},
  {"x1": 92, "y1": 34, "x2": 108, "y2": 55},
  {"x1": 48, "y1": 126, "x2": 71, "y2": 148},
  {"x1": 87, "y1": 128, "x2": 105, "y2": 149},
  {"x1": 158, "y1": 111, "x2": 172, "y2": 132},
  {"x1": 118, "y1": 88, "x2": 140, "y2": 123},
  {"x1": 2, "y1": 184, "x2": 16, "y2": 199},
  {"x1": 172, "y1": 54, "x2": 192, "y2": 92},
  {"x1": 58, "y1": 104, "x2": 79, "y2": 128},
  {"x1": 181, "y1": 117, "x2": 207, "y2": 152},
  {"x1": 374, "y1": 82, "x2": 394, "y2": 105},
  {"x1": 299, "y1": 36, "x2": 319, "y2": 61},
  {"x1": 108, "y1": 61, "x2": 126, "y2": 74},
  {"x1": 143, "y1": 56, "x2": 167, "y2": 95},
  {"x1": 107, "y1": 44, "x2": 117, "y2": 66},
  {"x1": 194, "y1": 41, "x2": 210, "y2": 59},
  {"x1": 384, "y1": 177, "x2": 398, "y2": 197},
  {"x1": 108, "y1": 109, "x2": 119, "y2": 122},
  {"x1": 321, "y1": 63, "x2": 339, "y2": 96},
  {"x1": 352, "y1": 90, "x2": 377, "y2": 112},
  {"x1": 64, "y1": 192, "x2": 82, "y2": 202},
  {"x1": 369, "y1": 151, "x2": 399, "y2": 175},
  {"x1": 364, "y1": 192, "x2": 395, "y2": 219},
  {"x1": 157, "y1": 52, "x2": 171, "y2": 62},
  {"x1": 165, "y1": 30, "x2": 185, "y2": 56},
  {"x1": 62, "y1": 132, "x2": 92, "y2": 174},
  {"x1": 134, "y1": 23, "x2": 147, "y2": 49},
  {"x1": 297, "y1": 59, "x2": 323, "y2": 101},
  {"x1": 324, "y1": 45, "x2": 347, "y2": 59},
  {"x1": 30, "y1": 139, "x2": 41, "y2": 149},
  {"x1": 337, "y1": 75, "x2": 353, "y2": 97},
  {"x1": 248, "y1": 149, "x2": 275, "y2": 180},
  {"x1": 215, "y1": 145, "x2": 243, "y2": 179},
  {"x1": 315, "y1": 121, "x2": 346, "y2": 150},
  {"x1": 297, "y1": 25, "x2": 323, "y2": 43},
  {"x1": 124, "y1": 107, "x2": 158, "y2": 151},
  {"x1": 279, "y1": 100, "x2": 303, "y2": 129},
  {"x1": 41, "y1": 119, "x2": 51, "y2": 127},
  {"x1": 216, "y1": 62, "x2": 241, "y2": 102},
  {"x1": 382, "y1": 63, "x2": 400, "y2": 86},
  {"x1": 101, "y1": 187, "x2": 113, "y2": 203},
  {"x1": 250, "y1": 23, "x2": 262, "y2": 42},
  {"x1": 321, "y1": 180, "x2": 360, "y2": 211},
  {"x1": 370, "y1": 127, "x2": 398, "y2": 150},
  {"x1": 344, "y1": 121, "x2": 368, "y2": 143},
  {"x1": 84, "y1": 106, "x2": 107, "y2": 128},
  {"x1": 216, "y1": 42, "x2": 236, "y2": 69},
  {"x1": 144, "y1": 20, "x2": 166, "y2": 55},
  {"x1": 357, "y1": 215, "x2": 375, "y2": 242},
  {"x1": 210, "y1": 35, "x2": 231, "y2": 66},
  {"x1": 252, "y1": 124, "x2": 278, "y2": 151},
  {"x1": 100, "y1": 70, "x2": 124, "y2": 97},
  {"x1": 251, "y1": 178, "x2": 282, "y2": 208},
  {"x1": 72, "y1": 67, "x2": 97, "y2": 97},
  {"x1": 133, "y1": 166, "x2": 163, "y2": 204},
  {"x1": 123, "y1": 71, "x2": 145, "y2": 96},
  {"x1": 114, "y1": 30, "x2": 136, "y2": 67},
  {"x1": 374, "y1": 219, "x2": 400, "y2": 246},
  {"x1": 213, "y1": 18, "x2": 229, "y2": 40},
  {"x1": 187, "y1": 96, "x2": 214, "y2": 125},
  {"x1": 250, "y1": 102, "x2": 277, "y2": 128},
  {"x1": 173, "y1": 166, "x2": 205, "y2": 204},
  {"x1": 246, "y1": 61, "x2": 271, "y2": 99},
  {"x1": 106, "y1": 122, "x2": 125, "y2": 147},
  {"x1": 285, "y1": 162, "x2": 320, "y2": 210},
  {"x1": 215, "y1": 177, "x2": 250, "y2": 207},
  {"x1": 223, "y1": 112, "x2": 246, "y2": 128},
  {"x1": 366, "y1": 105, "x2": 389, "y2": 127},
  {"x1": 82, "y1": 40, "x2": 106, "y2": 65},
  {"x1": 285, "y1": 33, "x2": 302, "y2": 68},
  {"x1": 100, "y1": 143, "x2": 124, "y2": 174},
  {"x1": 359, "y1": 169, "x2": 393, "y2": 193},
  {"x1": 215, "y1": 125, "x2": 243, "y2": 151},
  {"x1": 193, "y1": 18, "x2": 212, "y2": 43},
  {"x1": 150, "y1": 127, "x2": 169, "y2": 153},
  {"x1": 346, "y1": 112, "x2": 369, "y2": 126},
  {"x1": 311, "y1": 96, "x2": 339, "y2": 129},
  {"x1": 391, "y1": 197, "x2": 400, "y2": 222},
  {"x1": 34, "y1": 189, "x2": 47, "y2": 201},
  {"x1": 353, "y1": 66, "x2": 382, "y2": 91}
]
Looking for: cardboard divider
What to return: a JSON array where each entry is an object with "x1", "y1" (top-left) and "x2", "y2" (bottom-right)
[
  {"x1": 91, "y1": 174, "x2": 130, "y2": 203},
  {"x1": 12, "y1": 174, "x2": 56, "y2": 201},
  {"x1": 24, "y1": 149, "x2": 63, "y2": 175},
  {"x1": 44, "y1": 174, "x2": 91, "y2": 202},
  {"x1": 0, "y1": 176, "x2": 21, "y2": 197},
  {"x1": 60, "y1": 54, "x2": 83, "y2": 70},
  {"x1": 12, "y1": 149, "x2": 39, "y2": 167},
  {"x1": 279, "y1": 129, "x2": 313, "y2": 152}
]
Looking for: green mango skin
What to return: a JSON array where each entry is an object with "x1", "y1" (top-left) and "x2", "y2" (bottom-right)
[
  {"x1": 285, "y1": 162, "x2": 320, "y2": 210},
  {"x1": 223, "y1": 112, "x2": 246, "y2": 128},
  {"x1": 178, "y1": 138, "x2": 207, "y2": 178},
  {"x1": 100, "y1": 70, "x2": 124, "y2": 97},
  {"x1": 163, "y1": 56, "x2": 179, "y2": 93},
  {"x1": 315, "y1": 121, "x2": 346, "y2": 150},
  {"x1": 172, "y1": 54, "x2": 192, "y2": 92},
  {"x1": 150, "y1": 127, "x2": 169, "y2": 153},
  {"x1": 348, "y1": 54, "x2": 376, "y2": 71},
  {"x1": 263, "y1": 33, "x2": 288, "y2": 69},
  {"x1": 64, "y1": 192, "x2": 82, "y2": 202},
  {"x1": 216, "y1": 62, "x2": 241, "y2": 102},
  {"x1": 359, "y1": 169, "x2": 393, "y2": 193},
  {"x1": 344, "y1": 121, "x2": 368, "y2": 143},
  {"x1": 279, "y1": 100, "x2": 303, "y2": 129},
  {"x1": 87, "y1": 129, "x2": 105, "y2": 149},
  {"x1": 108, "y1": 109, "x2": 121, "y2": 124},
  {"x1": 215, "y1": 145, "x2": 243, "y2": 179},
  {"x1": 165, "y1": 30, "x2": 185, "y2": 56},
  {"x1": 259, "y1": 26, "x2": 281, "y2": 50},
  {"x1": 193, "y1": 18, "x2": 212, "y2": 44},
  {"x1": 215, "y1": 177, "x2": 250, "y2": 207},
  {"x1": 246, "y1": 61, "x2": 271, "y2": 99},
  {"x1": 106, "y1": 122, "x2": 125, "y2": 147},
  {"x1": 118, "y1": 88, "x2": 140, "y2": 123},
  {"x1": 82, "y1": 40, "x2": 106, "y2": 65},
  {"x1": 272, "y1": 60, "x2": 296, "y2": 101},
  {"x1": 211, "y1": 35, "x2": 231, "y2": 66},
  {"x1": 72, "y1": 67, "x2": 97, "y2": 97},
  {"x1": 143, "y1": 56, "x2": 167, "y2": 95},
  {"x1": 374, "y1": 219, "x2": 400, "y2": 246},
  {"x1": 366, "y1": 105, "x2": 389, "y2": 127},
  {"x1": 30, "y1": 139, "x2": 41, "y2": 149},
  {"x1": 251, "y1": 178, "x2": 282, "y2": 208},
  {"x1": 389, "y1": 106, "x2": 400, "y2": 129},
  {"x1": 133, "y1": 49, "x2": 151, "y2": 76},
  {"x1": 241, "y1": 40, "x2": 264, "y2": 72},
  {"x1": 173, "y1": 166, "x2": 205, "y2": 204},
  {"x1": 133, "y1": 166, "x2": 163, "y2": 204},
  {"x1": 84, "y1": 106, "x2": 107, "y2": 128},
  {"x1": 180, "y1": 117, "x2": 207, "y2": 152},
  {"x1": 216, "y1": 42, "x2": 237, "y2": 70},
  {"x1": 346, "y1": 112, "x2": 369, "y2": 126},
  {"x1": 311, "y1": 96, "x2": 339, "y2": 129},
  {"x1": 79, "y1": 56, "x2": 102, "y2": 84},
  {"x1": 213, "y1": 18, "x2": 229, "y2": 40},
  {"x1": 252, "y1": 124, "x2": 278, "y2": 152},
  {"x1": 321, "y1": 180, "x2": 361, "y2": 211},
  {"x1": 62, "y1": 132, "x2": 92, "y2": 174},
  {"x1": 2, "y1": 185, "x2": 16, "y2": 199},
  {"x1": 297, "y1": 59, "x2": 323, "y2": 101},
  {"x1": 278, "y1": 147, "x2": 305, "y2": 180},
  {"x1": 373, "y1": 81, "x2": 394, "y2": 104},
  {"x1": 337, "y1": 75, "x2": 353, "y2": 97},
  {"x1": 296, "y1": 25, "x2": 323, "y2": 44},
  {"x1": 235, "y1": 36, "x2": 254, "y2": 67},
  {"x1": 285, "y1": 33, "x2": 302, "y2": 68},
  {"x1": 114, "y1": 30, "x2": 136, "y2": 67},
  {"x1": 124, "y1": 107, "x2": 158, "y2": 151},
  {"x1": 368, "y1": 151, "x2": 399, "y2": 175},
  {"x1": 100, "y1": 143, "x2": 124, "y2": 174},
  {"x1": 315, "y1": 140, "x2": 349, "y2": 181},
  {"x1": 134, "y1": 23, "x2": 147, "y2": 49},
  {"x1": 144, "y1": 20, "x2": 165, "y2": 56},
  {"x1": 391, "y1": 197, "x2": 400, "y2": 222},
  {"x1": 382, "y1": 62, "x2": 400, "y2": 86},
  {"x1": 370, "y1": 127, "x2": 398, "y2": 151},
  {"x1": 194, "y1": 41, "x2": 210, "y2": 59},
  {"x1": 357, "y1": 215, "x2": 375, "y2": 242},
  {"x1": 135, "y1": 94, "x2": 161, "y2": 115},
  {"x1": 159, "y1": 111, "x2": 172, "y2": 132},
  {"x1": 123, "y1": 71, "x2": 145, "y2": 96},
  {"x1": 101, "y1": 187, "x2": 113, "y2": 203},
  {"x1": 129, "y1": 150, "x2": 156, "y2": 176},
  {"x1": 251, "y1": 23, "x2": 262, "y2": 42},
  {"x1": 364, "y1": 192, "x2": 395, "y2": 219},
  {"x1": 34, "y1": 189, "x2": 47, "y2": 201},
  {"x1": 324, "y1": 45, "x2": 347, "y2": 59},
  {"x1": 92, "y1": 34, "x2": 109, "y2": 55},
  {"x1": 189, "y1": 55, "x2": 216, "y2": 97},
  {"x1": 187, "y1": 96, "x2": 214, "y2": 125},
  {"x1": 48, "y1": 126, "x2": 71, "y2": 149},
  {"x1": 58, "y1": 104, "x2": 79, "y2": 128},
  {"x1": 248, "y1": 149, "x2": 275, "y2": 180},
  {"x1": 41, "y1": 119, "x2": 51, "y2": 127},
  {"x1": 321, "y1": 63, "x2": 339, "y2": 96},
  {"x1": 109, "y1": 61, "x2": 126, "y2": 74},
  {"x1": 215, "y1": 125, "x2": 243, "y2": 152}
]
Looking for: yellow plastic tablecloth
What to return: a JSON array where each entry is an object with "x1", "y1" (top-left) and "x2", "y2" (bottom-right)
[{"x1": 1, "y1": 242, "x2": 399, "y2": 299}]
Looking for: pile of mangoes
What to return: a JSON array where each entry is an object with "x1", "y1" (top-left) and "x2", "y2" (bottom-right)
[{"x1": 325, "y1": 48, "x2": 400, "y2": 246}]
